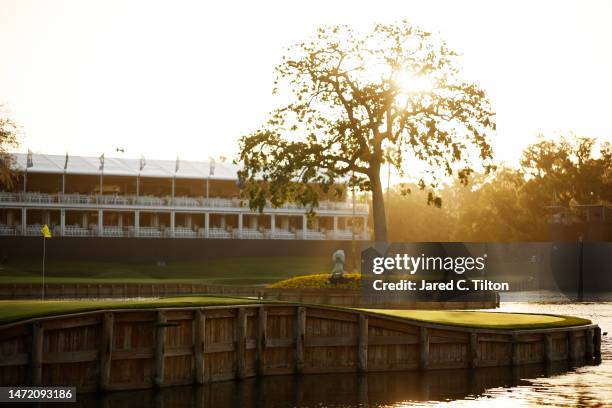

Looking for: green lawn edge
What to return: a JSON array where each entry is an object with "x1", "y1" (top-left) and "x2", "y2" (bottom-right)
[{"x1": 0, "y1": 296, "x2": 592, "y2": 329}]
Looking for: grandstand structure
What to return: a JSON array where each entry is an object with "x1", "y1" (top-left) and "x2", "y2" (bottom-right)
[{"x1": 0, "y1": 153, "x2": 370, "y2": 240}]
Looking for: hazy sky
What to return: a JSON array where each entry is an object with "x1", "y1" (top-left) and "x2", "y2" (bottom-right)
[{"x1": 1, "y1": 0, "x2": 611, "y2": 167}]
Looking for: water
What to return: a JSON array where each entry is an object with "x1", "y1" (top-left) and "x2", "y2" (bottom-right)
[{"x1": 60, "y1": 302, "x2": 612, "y2": 407}]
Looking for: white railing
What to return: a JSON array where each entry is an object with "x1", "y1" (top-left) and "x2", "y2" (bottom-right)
[
  {"x1": 102, "y1": 226, "x2": 125, "y2": 237},
  {"x1": 64, "y1": 225, "x2": 92, "y2": 237},
  {"x1": 0, "y1": 192, "x2": 17, "y2": 202},
  {"x1": 11, "y1": 222, "x2": 369, "y2": 240},
  {"x1": 265, "y1": 229, "x2": 296, "y2": 240},
  {"x1": 174, "y1": 227, "x2": 197, "y2": 238},
  {"x1": 208, "y1": 227, "x2": 232, "y2": 239},
  {"x1": 61, "y1": 194, "x2": 93, "y2": 204},
  {"x1": 0, "y1": 191, "x2": 368, "y2": 212},
  {"x1": 297, "y1": 229, "x2": 326, "y2": 240},
  {"x1": 25, "y1": 224, "x2": 43, "y2": 236},
  {"x1": 139, "y1": 227, "x2": 162, "y2": 237},
  {"x1": 0, "y1": 224, "x2": 17, "y2": 235},
  {"x1": 240, "y1": 228, "x2": 264, "y2": 239}
]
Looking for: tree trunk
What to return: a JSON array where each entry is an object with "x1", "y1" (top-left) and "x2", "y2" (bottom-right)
[{"x1": 369, "y1": 167, "x2": 388, "y2": 242}]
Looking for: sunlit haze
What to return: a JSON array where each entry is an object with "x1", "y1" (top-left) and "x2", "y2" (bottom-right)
[{"x1": 1, "y1": 0, "x2": 611, "y2": 169}]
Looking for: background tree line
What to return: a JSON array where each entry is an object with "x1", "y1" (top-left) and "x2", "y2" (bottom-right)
[{"x1": 385, "y1": 134, "x2": 612, "y2": 242}]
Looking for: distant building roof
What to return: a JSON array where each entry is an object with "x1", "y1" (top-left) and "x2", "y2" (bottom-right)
[{"x1": 13, "y1": 153, "x2": 239, "y2": 181}]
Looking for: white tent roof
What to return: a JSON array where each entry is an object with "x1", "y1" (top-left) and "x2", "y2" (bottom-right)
[{"x1": 13, "y1": 153, "x2": 239, "y2": 180}]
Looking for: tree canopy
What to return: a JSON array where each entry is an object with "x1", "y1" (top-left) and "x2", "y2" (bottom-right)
[
  {"x1": 238, "y1": 21, "x2": 496, "y2": 242},
  {"x1": 0, "y1": 107, "x2": 19, "y2": 189},
  {"x1": 386, "y1": 134, "x2": 612, "y2": 242}
]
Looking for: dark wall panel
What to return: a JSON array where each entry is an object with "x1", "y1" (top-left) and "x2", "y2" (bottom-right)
[{"x1": 0, "y1": 237, "x2": 360, "y2": 261}]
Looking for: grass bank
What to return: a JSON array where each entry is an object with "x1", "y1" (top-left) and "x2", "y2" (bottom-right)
[
  {"x1": 363, "y1": 309, "x2": 591, "y2": 329},
  {"x1": 0, "y1": 296, "x2": 592, "y2": 329},
  {"x1": 0, "y1": 257, "x2": 330, "y2": 285}
]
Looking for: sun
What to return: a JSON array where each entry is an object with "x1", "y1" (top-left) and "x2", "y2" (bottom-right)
[{"x1": 394, "y1": 70, "x2": 434, "y2": 94}]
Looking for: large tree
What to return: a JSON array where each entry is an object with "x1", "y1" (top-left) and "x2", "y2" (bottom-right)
[
  {"x1": 0, "y1": 107, "x2": 19, "y2": 189},
  {"x1": 238, "y1": 21, "x2": 496, "y2": 242}
]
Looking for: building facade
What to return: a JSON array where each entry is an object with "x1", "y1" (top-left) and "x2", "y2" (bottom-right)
[{"x1": 0, "y1": 153, "x2": 370, "y2": 240}]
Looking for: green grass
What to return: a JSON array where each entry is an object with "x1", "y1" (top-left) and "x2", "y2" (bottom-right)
[
  {"x1": 0, "y1": 296, "x2": 263, "y2": 325},
  {"x1": 0, "y1": 257, "x2": 332, "y2": 285},
  {"x1": 361, "y1": 309, "x2": 591, "y2": 329},
  {"x1": 0, "y1": 296, "x2": 592, "y2": 329}
]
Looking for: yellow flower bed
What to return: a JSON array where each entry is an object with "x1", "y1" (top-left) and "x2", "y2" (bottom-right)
[{"x1": 268, "y1": 273, "x2": 361, "y2": 289}]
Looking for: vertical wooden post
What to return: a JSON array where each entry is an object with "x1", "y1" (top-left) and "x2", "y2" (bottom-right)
[
  {"x1": 358, "y1": 314, "x2": 368, "y2": 372},
  {"x1": 31, "y1": 321, "x2": 43, "y2": 386},
  {"x1": 154, "y1": 311, "x2": 166, "y2": 387},
  {"x1": 544, "y1": 334, "x2": 554, "y2": 364},
  {"x1": 194, "y1": 310, "x2": 206, "y2": 384},
  {"x1": 295, "y1": 307, "x2": 306, "y2": 374},
  {"x1": 568, "y1": 331, "x2": 579, "y2": 362},
  {"x1": 419, "y1": 327, "x2": 429, "y2": 370},
  {"x1": 594, "y1": 327, "x2": 601, "y2": 362},
  {"x1": 469, "y1": 332, "x2": 479, "y2": 368},
  {"x1": 235, "y1": 308, "x2": 247, "y2": 380},
  {"x1": 511, "y1": 333, "x2": 520, "y2": 366},
  {"x1": 256, "y1": 306, "x2": 267, "y2": 376},
  {"x1": 585, "y1": 329, "x2": 594, "y2": 360},
  {"x1": 99, "y1": 312, "x2": 114, "y2": 391}
]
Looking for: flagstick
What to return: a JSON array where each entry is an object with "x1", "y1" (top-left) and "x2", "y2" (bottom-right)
[{"x1": 42, "y1": 236, "x2": 45, "y2": 301}]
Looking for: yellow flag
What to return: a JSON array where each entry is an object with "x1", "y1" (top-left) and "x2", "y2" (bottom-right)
[{"x1": 41, "y1": 224, "x2": 52, "y2": 238}]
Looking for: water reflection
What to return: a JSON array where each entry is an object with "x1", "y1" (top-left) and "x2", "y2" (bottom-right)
[{"x1": 63, "y1": 362, "x2": 595, "y2": 408}]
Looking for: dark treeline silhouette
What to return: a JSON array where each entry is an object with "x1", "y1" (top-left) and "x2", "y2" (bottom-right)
[{"x1": 385, "y1": 134, "x2": 612, "y2": 242}]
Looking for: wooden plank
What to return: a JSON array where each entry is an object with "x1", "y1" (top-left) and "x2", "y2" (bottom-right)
[
  {"x1": 368, "y1": 317, "x2": 419, "y2": 334},
  {"x1": 235, "y1": 308, "x2": 247, "y2": 380},
  {"x1": 42, "y1": 315, "x2": 101, "y2": 331},
  {"x1": 368, "y1": 335, "x2": 418, "y2": 346},
  {"x1": 511, "y1": 333, "x2": 520, "y2": 366},
  {"x1": 358, "y1": 314, "x2": 368, "y2": 372},
  {"x1": 99, "y1": 312, "x2": 113, "y2": 391},
  {"x1": 544, "y1": 333, "x2": 553, "y2": 364},
  {"x1": 266, "y1": 307, "x2": 296, "y2": 317},
  {"x1": 305, "y1": 337, "x2": 357, "y2": 347},
  {"x1": 0, "y1": 353, "x2": 29, "y2": 366},
  {"x1": 165, "y1": 310, "x2": 194, "y2": 321},
  {"x1": 114, "y1": 312, "x2": 156, "y2": 323},
  {"x1": 585, "y1": 328, "x2": 594, "y2": 359},
  {"x1": 44, "y1": 350, "x2": 99, "y2": 364},
  {"x1": 31, "y1": 322, "x2": 43, "y2": 386},
  {"x1": 419, "y1": 327, "x2": 429, "y2": 370},
  {"x1": 204, "y1": 343, "x2": 235, "y2": 353},
  {"x1": 165, "y1": 345, "x2": 193, "y2": 357},
  {"x1": 153, "y1": 311, "x2": 166, "y2": 387},
  {"x1": 568, "y1": 331, "x2": 579, "y2": 361},
  {"x1": 0, "y1": 324, "x2": 29, "y2": 341},
  {"x1": 265, "y1": 338, "x2": 294, "y2": 348},
  {"x1": 111, "y1": 348, "x2": 154, "y2": 360},
  {"x1": 306, "y1": 308, "x2": 358, "y2": 323},
  {"x1": 295, "y1": 307, "x2": 305, "y2": 374},
  {"x1": 469, "y1": 332, "x2": 479, "y2": 368},
  {"x1": 256, "y1": 306, "x2": 266, "y2": 376},
  {"x1": 430, "y1": 336, "x2": 468, "y2": 344},
  {"x1": 194, "y1": 310, "x2": 205, "y2": 384}
]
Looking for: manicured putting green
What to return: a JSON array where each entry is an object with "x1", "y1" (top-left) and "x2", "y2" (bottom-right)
[
  {"x1": 362, "y1": 309, "x2": 591, "y2": 329},
  {"x1": 0, "y1": 296, "x2": 262, "y2": 325},
  {"x1": 0, "y1": 296, "x2": 593, "y2": 329}
]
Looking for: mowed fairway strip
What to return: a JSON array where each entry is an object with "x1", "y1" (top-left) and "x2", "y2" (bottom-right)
[
  {"x1": 361, "y1": 309, "x2": 591, "y2": 330},
  {"x1": 0, "y1": 297, "x2": 592, "y2": 329}
]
